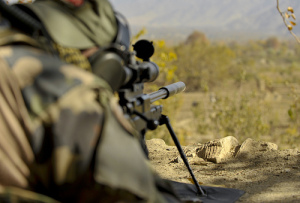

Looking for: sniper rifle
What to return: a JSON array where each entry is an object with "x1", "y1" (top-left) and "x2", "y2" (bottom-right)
[{"x1": 89, "y1": 39, "x2": 206, "y2": 196}]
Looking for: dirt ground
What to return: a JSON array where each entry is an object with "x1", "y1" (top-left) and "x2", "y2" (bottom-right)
[{"x1": 146, "y1": 137, "x2": 300, "y2": 203}]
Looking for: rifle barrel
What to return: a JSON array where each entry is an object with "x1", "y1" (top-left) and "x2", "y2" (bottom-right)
[{"x1": 149, "y1": 82, "x2": 186, "y2": 103}]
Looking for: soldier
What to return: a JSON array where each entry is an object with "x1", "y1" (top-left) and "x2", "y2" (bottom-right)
[{"x1": 0, "y1": 0, "x2": 180, "y2": 202}]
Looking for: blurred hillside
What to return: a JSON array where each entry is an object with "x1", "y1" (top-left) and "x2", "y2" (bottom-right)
[
  {"x1": 140, "y1": 31, "x2": 300, "y2": 149},
  {"x1": 110, "y1": 0, "x2": 300, "y2": 42}
]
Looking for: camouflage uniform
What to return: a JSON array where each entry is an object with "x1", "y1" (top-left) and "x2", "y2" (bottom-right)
[
  {"x1": 0, "y1": 41, "x2": 172, "y2": 203},
  {"x1": 0, "y1": 2, "x2": 174, "y2": 202}
]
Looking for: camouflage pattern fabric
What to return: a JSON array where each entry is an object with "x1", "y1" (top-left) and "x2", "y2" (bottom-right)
[
  {"x1": 21, "y1": 0, "x2": 118, "y2": 49},
  {"x1": 53, "y1": 43, "x2": 92, "y2": 71},
  {"x1": 0, "y1": 45, "x2": 168, "y2": 202},
  {"x1": 0, "y1": 186, "x2": 59, "y2": 203}
]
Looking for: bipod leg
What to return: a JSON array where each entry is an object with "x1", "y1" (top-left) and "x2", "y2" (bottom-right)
[{"x1": 159, "y1": 115, "x2": 206, "y2": 196}]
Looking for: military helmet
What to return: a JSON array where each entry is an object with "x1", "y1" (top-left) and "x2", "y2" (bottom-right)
[{"x1": 21, "y1": 0, "x2": 118, "y2": 49}]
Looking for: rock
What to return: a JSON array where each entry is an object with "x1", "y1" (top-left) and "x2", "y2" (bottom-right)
[
  {"x1": 170, "y1": 156, "x2": 183, "y2": 163},
  {"x1": 195, "y1": 136, "x2": 240, "y2": 163},
  {"x1": 189, "y1": 157, "x2": 207, "y2": 165},
  {"x1": 146, "y1": 138, "x2": 167, "y2": 146},
  {"x1": 283, "y1": 148, "x2": 299, "y2": 156},
  {"x1": 170, "y1": 155, "x2": 206, "y2": 165},
  {"x1": 146, "y1": 138, "x2": 168, "y2": 151},
  {"x1": 146, "y1": 139, "x2": 168, "y2": 158},
  {"x1": 236, "y1": 138, "x2": 278, "y2": 159}
]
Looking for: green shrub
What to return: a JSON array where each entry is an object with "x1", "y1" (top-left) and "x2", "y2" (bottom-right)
[{"x1": 192, "y1": 92, "x2": 270, "y2": 141}]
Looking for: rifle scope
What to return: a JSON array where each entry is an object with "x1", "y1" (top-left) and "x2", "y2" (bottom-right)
[
  {"x1": 125, "y1": 39, "x2": 159, "y2": 85},
  {"x1": 129, "y1": 61, "x2": 159, "y2": 84},
  {"x1": 90, "y1": 47, "x2": 159, "y2": 91}
]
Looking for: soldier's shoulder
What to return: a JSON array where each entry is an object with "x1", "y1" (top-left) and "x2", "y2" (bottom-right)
[
  {"x1": 0, "y1": 45, "x2": 112, "y2": 121},
  {"x1": 0, "y1": 18, "x2": 40, "y2": 48}
]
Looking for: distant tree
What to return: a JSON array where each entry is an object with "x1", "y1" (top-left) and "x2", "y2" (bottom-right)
[
  {"x1": 185, "y1": 31, "x2": 209, "y2": 45},
  {"x1": 265, "y1": 36, "x2": 280, "y2": 49}
]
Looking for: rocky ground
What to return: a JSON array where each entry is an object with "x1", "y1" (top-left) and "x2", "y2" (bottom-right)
[{"x1": 147, "y1": 136, "x2": 300, "y2": 203}]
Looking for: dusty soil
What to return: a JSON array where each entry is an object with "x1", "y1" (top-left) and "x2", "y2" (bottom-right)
[{"x1": 147, "y1": 137, "x2": 300, "y2": 203}]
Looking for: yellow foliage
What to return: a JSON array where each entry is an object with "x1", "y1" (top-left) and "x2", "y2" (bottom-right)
[
  {"x1": 287, "y1": 7, "x2": 294, "y2": 13},
  {"x1": 160, "y1": 53, "x2": 168, "y2": 61},
  {"x1": 156, "y1": 40, "x2": 166, "y2": 49},
  {"x1": 169, "y1": 52, "x2": 178, "y2": 60},
  {"x1": 285, "y1": 12, "x2": 290, "y2": 19},
  {"x1": 277, "y1": 1, "x2": 300, "y2": 43},
  {"x1": 131, "y1": 27, "x2": 147, "y2": 44},
  {"x1": 286, "y1": 126, "x2": 298, "y2": 136},
  {"x1": 167, "y1": 69, "x2": 175, "y2": 82},
  {"x1": 290, "y1": 21, "x2": 297, "y2": 26}
]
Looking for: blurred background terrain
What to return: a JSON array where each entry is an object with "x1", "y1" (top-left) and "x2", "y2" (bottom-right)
[
  {"x1": 110, "y1": 0, "x2": 300, "y2": 149},
  {"x1": 110, "y1": 0, "x2": 300, "y2": 43}
]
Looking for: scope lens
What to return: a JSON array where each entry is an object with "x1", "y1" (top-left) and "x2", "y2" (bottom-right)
[{"x1": 139, "y1": 61, "x2": 159, "y2": 83}]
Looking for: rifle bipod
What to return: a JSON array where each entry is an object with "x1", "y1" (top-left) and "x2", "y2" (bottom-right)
[
  {"x1": 132, "y1": 110, "x2": 206, "y2": 196},
  {"x1": 159, "y1": 115, "x2": 206, "y2": 197}
]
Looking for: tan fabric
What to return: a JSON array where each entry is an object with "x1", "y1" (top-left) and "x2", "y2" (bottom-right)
[
  {"x1": 23, "y1": 0, "x2": 118, "y2": 49},
  {"x1": 0, "y1": 27, "x2": 40, "y2": 48},
  {"x1": 0, "y1": 186, "x2": 59, "y2": 203},
  {"x1": 0, "y1": 58, "x2": 34, "y2": 188}
]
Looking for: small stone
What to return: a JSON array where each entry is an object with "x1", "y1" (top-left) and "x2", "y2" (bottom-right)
[
  {"x1": 284, "y1": 149, "x2": 299, "y2": 156},
  {"x1": 196, "y1": 136, "x2": 240, "y2": 163},
  {"x1": 236, "y1": 138, "x2": 278, "y2": 159},
  {"x1": 170, "y1": 156, "x2": 183, "y2": 163},
  {"x1": 192, "y1": 153, "x2": 197, "y2": 158},
  {"x1": 189, "y1": 157, "x2": 206, "y2": 165},
  {"x1": 146, "y1": 138, "x2": 167, "y2": 146}
]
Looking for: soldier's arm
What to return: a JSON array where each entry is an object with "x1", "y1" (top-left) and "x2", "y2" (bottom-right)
[{"x1": 0, "y1": 45, "x2": 166, "y2": 202}]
